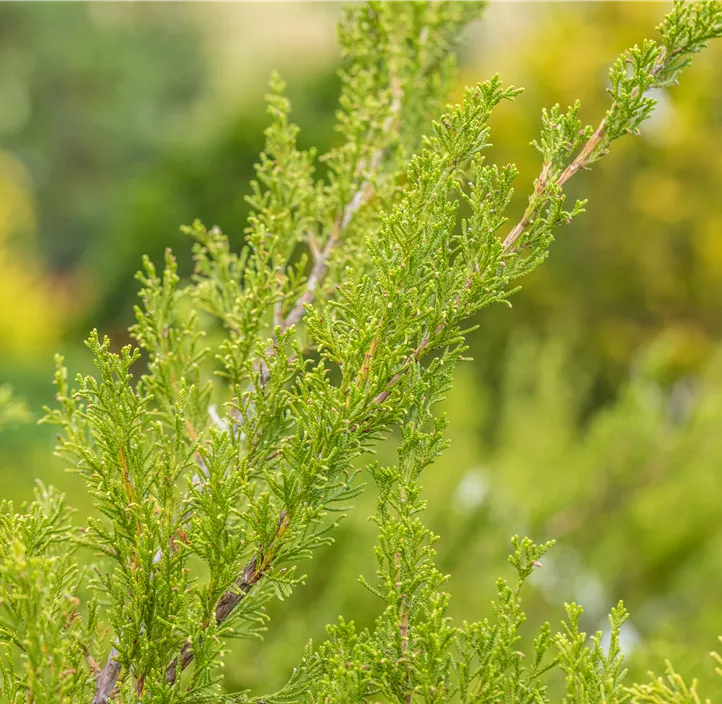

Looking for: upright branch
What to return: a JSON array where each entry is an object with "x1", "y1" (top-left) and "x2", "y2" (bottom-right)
[{"x1": 80, "y1": 3, "x2": 490, "y2": 701}]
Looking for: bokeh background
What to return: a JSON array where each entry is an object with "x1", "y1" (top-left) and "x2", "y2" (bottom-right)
[{"x1": 1, "y1": 1, "x2": 721, "y2": 697}]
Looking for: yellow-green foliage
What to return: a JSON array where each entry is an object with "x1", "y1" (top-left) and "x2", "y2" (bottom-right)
[{"x1": 1, "y1": 3, "x2": 721, "y2": 703}]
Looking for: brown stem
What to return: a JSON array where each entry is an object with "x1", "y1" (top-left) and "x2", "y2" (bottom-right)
[
  {"x1": 280, "y1": 217, "x2": 341, "y2": 334},
  {"x1": 503, "y1": 45, "x2": 672, "y2": 255},
  {"x1": 83, "y1": 647, "x2": 101, "y2": 676},
  {"x1": 165, "y1": 555, "x2": 261, "y2": 684},
  {"x1": 165, "y1": 511, "x2": 288, "y2": 686},
  {"x1": 557, "y1": 120, "x2": 607, "y2": 188},
  {"x1": 91, "y1": 646, "x2": 121, "y2": 704}
]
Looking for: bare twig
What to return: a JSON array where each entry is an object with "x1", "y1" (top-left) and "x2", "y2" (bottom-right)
[
  {"x1": 92, "y1": 645, "x2": 121, "y2": 704},
  {"x1": 280, "y1": 220, "x2": 341, "y2": 333},
  {"x1": 556, "y1": 120, "x2": 607, "y2": 189},
  {"x1": 84, "y1": 647, "x2": 102, "y2": 676}
]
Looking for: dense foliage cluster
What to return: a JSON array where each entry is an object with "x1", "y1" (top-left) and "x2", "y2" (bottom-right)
[{"x1": 1, "y1": 2, "x2": 721, "y2": 702}]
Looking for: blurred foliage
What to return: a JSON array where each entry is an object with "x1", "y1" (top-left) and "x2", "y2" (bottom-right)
[
  {"x1": 0, "y1": 152, "x2": 62, "y2": 358},
  {"x1": 0, "y1": 2, "x2": 206, "y2": 505},
  {"x1": 0, "y1": 1, "x2": 721, "y2": 699},
  {"x1": 0, "y1": 3, "x2": 204, "y2": 273},
  {"x1": 0, "y1": 385, "x2": 30, "y2": 430}
]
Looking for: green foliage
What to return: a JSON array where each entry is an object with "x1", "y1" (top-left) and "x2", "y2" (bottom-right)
[
  {"x1": 0, "y1": 1, "x2": 721, "y2": 702},
  {"x1": 0, "y1": 484, "x2": 98, "y2": 702},
  {"x1": 628, "y1": 642, "x2": 722, "y2": 704},
  {"x1": 557, "y1": 601, "x2": 629, "y2": 704}
]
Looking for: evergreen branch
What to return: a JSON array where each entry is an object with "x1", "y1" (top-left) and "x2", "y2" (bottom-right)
[
  {"x1": 151, "y1": 19, "x2": 466, "y2": 688},
  {"x1": 155, "y1": 43, "x2": 410, "y2": 697},
  {"x1": 502, "y1": 0, "x2": 722, "y2": 255},
  {"x1": 159, "y1": 70, "x2": 497, "y2": 688},
  {"x1": 20, "y1": 3, "x2": 718, "y2": 701}
]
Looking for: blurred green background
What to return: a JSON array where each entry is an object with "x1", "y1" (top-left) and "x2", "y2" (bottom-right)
[{"x1": 1, "y1": 2, "x2": 721, "y2": 697}]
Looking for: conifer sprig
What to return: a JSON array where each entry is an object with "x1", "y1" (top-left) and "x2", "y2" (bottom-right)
[
  {"x1": 71, "y1": 4, "x2": 493, "y2": 700},
  {"x1": 0, "y1": 485, "x2": 99, "y2": 702},
  {"x1": 0, "y1": 1, "x2": 717, "y2": 702},
  {"x1": 503, "y1": 0, "x2": 722, "y2": 254}
]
